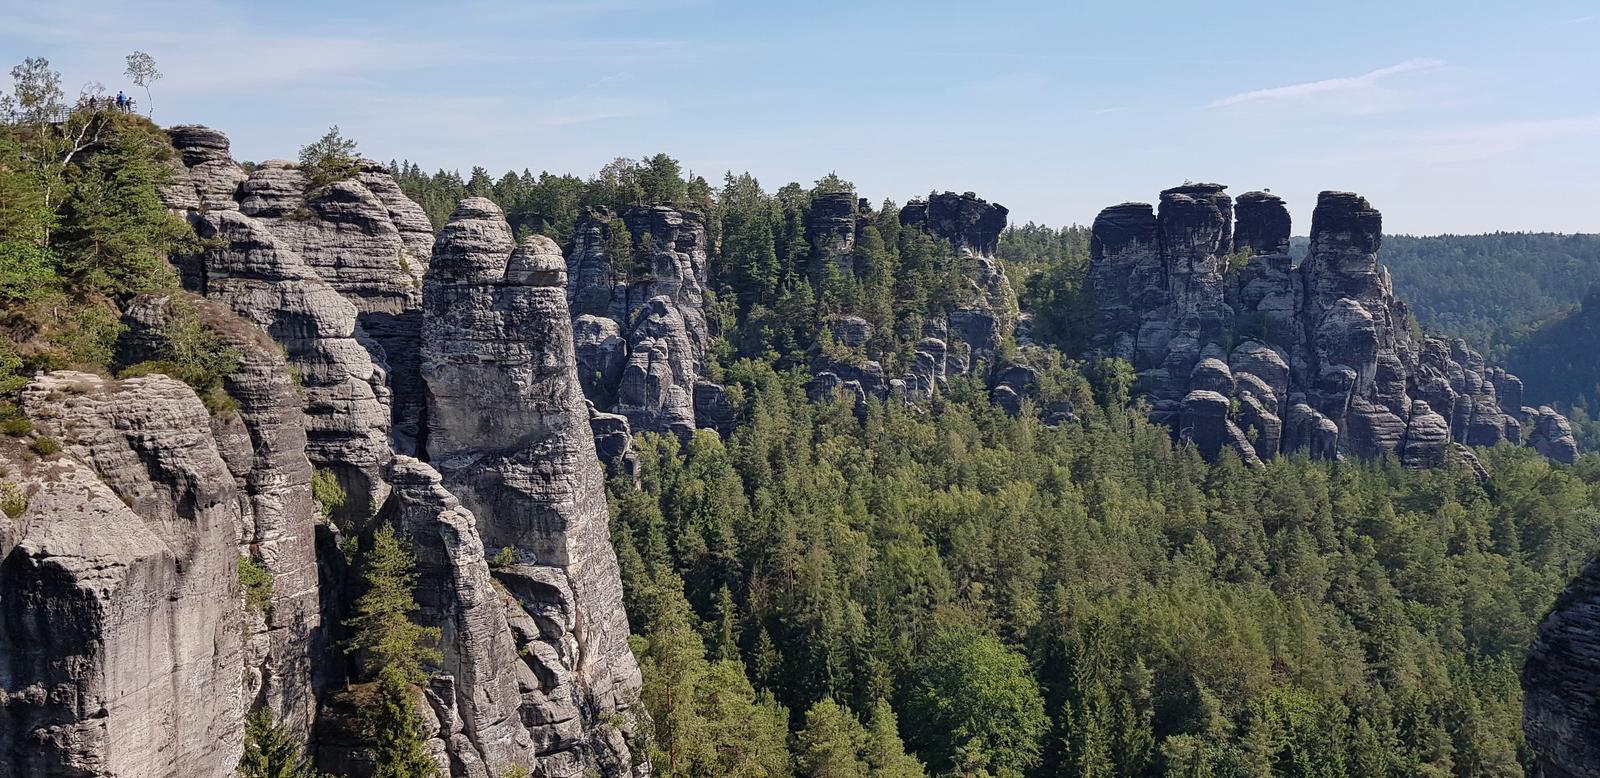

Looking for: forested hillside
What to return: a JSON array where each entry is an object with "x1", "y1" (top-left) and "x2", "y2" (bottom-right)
[
  {"x1": 1353, "y1": 233, "x2": 1600, "y2": 359},
  {"x1": 386, "y1": 159, "x2": 1600, "y2": 777},
  {"x1": 5, "y1": 47, "x2": 1600, "y2": 776},
  {"x1": 1507, "y1": 289, "x2": 1600, "y2": 449},
  {"x1": 613, "y1": 369, "x2": 1600, "y2": 777}
]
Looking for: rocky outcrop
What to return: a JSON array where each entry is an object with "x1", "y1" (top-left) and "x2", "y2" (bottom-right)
[
  {"x1": 423, "y1": 198, "x2": 646, "y2": 776},
  {"x1": 161, "y1": 126, "x2": 421, "y2": 517},
  {"x1": 901, "y1": 191, "x2": 1008, "y2": 256},
  {"x1": 231, "y1": 155, "x2": 430, "y2": 455},
  {"x1": 389, "y1": 456, "x2": 536, "y2": 776},
  {"x1": 178, "y1": 207, "x2": 393, "y2": 520},
  {"x1": 1, "y1": 372, "x2": 246, "y2": 777},
  {"x1": 117, "y1": 295, "x2": 323, "y2": 735},
  {"x1": 614, "y1": 297, "x2": 698, "y2": 440},
  {"x1": 1525, "y1": 557, "x2": 1600, "y2": 777},
  {"x1": 1086, "y1": 185, "x2": 1576, "y2": 465},
  {"x1": 1527, "y1": 405, "x2": 1580, "y2": 464},
  {"x1": 887, "y1": 191, "x2": 1020, "y2": 391},
  {"x1": 806, "y1": 191, "x2": 859, "y2": 276},
  {"x1": 565, "y1": 206, "x2": 725, "y2": 437}
]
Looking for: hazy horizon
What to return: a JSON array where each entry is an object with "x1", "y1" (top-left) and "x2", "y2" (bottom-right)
[{"x1": 5, "y1": 0, "x2": 1598, "y2": 235}]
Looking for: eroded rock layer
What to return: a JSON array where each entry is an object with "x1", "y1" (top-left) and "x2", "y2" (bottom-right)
[
  {"x1": 1, "y1": 373, "x2": 247, "y2": 777},
  {"x1": 423, "y1": 199, "x2": 646, "y2": 776},
  {"x1": 1086, "y1": 185, "x2": 1576, "y2": 464}
]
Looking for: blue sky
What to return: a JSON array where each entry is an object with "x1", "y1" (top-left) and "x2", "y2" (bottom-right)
[{"x1": 4, "y1": 0, "x2": 1598, "y2": 234}]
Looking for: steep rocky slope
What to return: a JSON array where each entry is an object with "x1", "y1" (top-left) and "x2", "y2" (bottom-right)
[
  {"x1": 1525, "y1": 558, "x2": 1600, "y2": 777},
  {"x1": 1086, "y1": 185, "x2": 1577, "y2": 465},
  {"x1": 0, "y1": 125, "x2": 648, "y2": 778},
  {"x1": 423, "y1": 199, "x2": 645, "y2": 776},
  {"x1": 1, "y1": 372, "x2": 248, "y2": 777}
]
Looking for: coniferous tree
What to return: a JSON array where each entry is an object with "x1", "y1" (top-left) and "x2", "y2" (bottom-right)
[
  {"x1": 238, "y1": 709, "x2": 317, "y2": 778},
  {"x1": 345, "y1": 525, "x2": 441, "y2": 778}
]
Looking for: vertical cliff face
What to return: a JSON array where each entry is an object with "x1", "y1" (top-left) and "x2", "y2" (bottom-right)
[
  {"x1": 806, "y1": 191, "x2": 859, "y2": 276},
  {"x1": 119, "y1": 295, "x2": 325, "y2": 735},
  {"x1": 163, "y1": 126, "x2": 401, "y2": 520},
  {"x1": 423, "y1": 199, "x2": 646, "y2": 777},
  {"x1": 1084, "y1": 184, "x2": 1576, "y2": 465},
  {"x1": 235, "y1": 158, "x2": 432, "y2": 453},
  {"x1": 389, "y1": 456, "x2": 535, "y2": 775},
  {"x1": 1, "y1": 373, "x2": 247, "y2": 777},
  {"x1": 1525, "y1": 559, "x2": 1600, "y2": 777}
]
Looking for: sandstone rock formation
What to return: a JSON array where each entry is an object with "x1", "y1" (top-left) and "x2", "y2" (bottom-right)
[
  {"x1": 565, "y1": 205, "x2": 723, "y2": 438},
  {"x1": 162, "y1": 126, "x2": 405, "y2": 519},
  {"x1": 1525, "y1": 557, "x2": 1600, "y2": 777},
  {"x1": 901, "y1": 191, "x2": 1019, "y2": 375},
  {"x1": 1, "y1": 372, "x2": 247, "y2": 777},
  {"x1": 141, "y1": 126, "x2": 648, "y2": 776},
  {"x1": 806, "y1": 191, "x2": 860, "y2": 276},
  {"x1": 390, "y1": 456, "x2": 536, "y2": 776},
  {"x1": 117, "y1": 295, "x2": 324, "y2": 735},
  {"x1": 423, "y1": 199, "x2": 646, "y2": 776},
  {"x1": 1086, "y1": 185, "x2": 1576, "y2": 465}
]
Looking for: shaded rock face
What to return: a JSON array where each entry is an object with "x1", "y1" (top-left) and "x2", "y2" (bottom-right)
[
  {"x1": 389, "y1": 457, "x2": 535, "y2": 775},
  {"x1": 1528, "y1": 405, "x2": 1580, "y2": 464},
  {"x1": 565, "y1": 206, "x2": 724, "y2": 438},
  {"x1": 118, "y1": 295, "x2": 324, "y2": 735},
  {"x1": 1525, "y1": 557, "x2": 1600, "y2": 777},
  {"x1": 806, "y1": 191, "x2": 859, "y2": 276},
  {"x1": 901, "y1": 190, "x2": 1009, "y2": 256},
  {"x1": 886, "y1": 191, "x2": 1020, "y2": 392},
  {"x1": 1, "y1": 373, "x2": 246, "y2": 777},
  {"x1": 614, "y1": 297, "x2": 699, "y2": 440},
  {"x1": 1086, "y1": 185, "x2": 1575, "y2": 465},
  {"x1": 422, "y1": 199, "x2": 645, "y2": 776}
]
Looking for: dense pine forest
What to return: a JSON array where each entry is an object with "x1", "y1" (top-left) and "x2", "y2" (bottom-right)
[
  {"x1": 388, "y1": 159, "x2": 1600, "y2": 776},
  {"x1": 1373, "y1": 234, "x2": 1600, "y2": 360},
  {"x1": 4, "y1": 48, "x2": 1600, "y2": 775}
]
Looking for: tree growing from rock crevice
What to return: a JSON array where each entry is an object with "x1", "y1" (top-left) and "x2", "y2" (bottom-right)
[
  {"x1": 298, "y1": 126, "x2": 362, "y2": 190},
  {"x1": 345, "y1": 524, "x2": 441, "y2": 778}
]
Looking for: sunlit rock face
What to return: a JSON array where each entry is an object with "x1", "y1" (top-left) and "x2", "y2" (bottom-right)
[{"x1": 423, "y1": 198, "x2": 647, "y2": 776}]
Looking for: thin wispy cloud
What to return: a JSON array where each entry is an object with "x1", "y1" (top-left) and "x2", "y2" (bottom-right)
[
  {"x1": 1560, "y1": 15, "x2": 1597, "y2": 24},
  {"x1": 1207, "y1": 58, "x2": 1445, "y2": 110}
]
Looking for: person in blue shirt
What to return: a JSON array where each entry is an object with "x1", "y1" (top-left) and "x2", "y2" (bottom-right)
[{"x1": 116, "y1": 91, "x2": 126, "y2": 109}]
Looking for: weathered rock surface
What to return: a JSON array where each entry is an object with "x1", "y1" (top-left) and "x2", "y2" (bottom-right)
[
  {"x1": 422, "y1": 199, "x2": 646, "y2": 776},
  {"x1": 229, "y1": 153, "x2": 431, "y2": 455},
  {"x1": 161, "y1": 126, "x2": 415, "y2": 517},
  {"x1": 1086, "y1": 185, "x2": 1576, "y2": 465},
  {"x1": 390, "y1": 456, "x2": 536, "y2": 776},
  {"x1": 901, "y1": 190, "x2": 1009, "y2": 256},
  {"x1": 1525, "y1": 557, "x2": 1600, "y2": 777},
  {"x1": 1528, "y1": 405, "x2": 1580, "y2": 464},
  {"x1": 807, "y1": 191, "x2": 859, "y2": 276},
  {"x1": 565, "y1": 205, "x2": 725, "y2": 435},
  {"x1": 614, "y1": 297, "x2": 699, "y2": 440},
  {"x1": 118, "y1": 294, "x2": 323, "y2": 735},
  {"x1": 1, "y1": 372, "x2": 246, "y2": 777}
]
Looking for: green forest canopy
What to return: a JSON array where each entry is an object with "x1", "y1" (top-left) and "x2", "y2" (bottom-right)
[{"x1": 5, "y1": 54, "x2": 1600, "y2": 776}]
